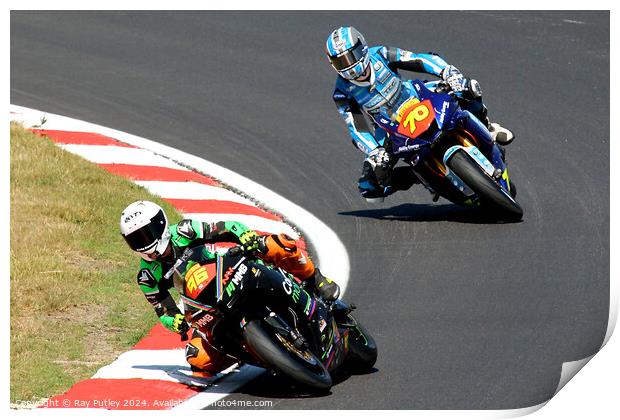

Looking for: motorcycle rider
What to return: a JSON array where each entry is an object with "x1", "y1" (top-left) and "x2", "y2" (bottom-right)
[
  {"x1": 120, "y1": 200, "x2": 339, "y2": 377},
  {"x1": 326, "y1": 26, "x2": 515, "y2": 201}
]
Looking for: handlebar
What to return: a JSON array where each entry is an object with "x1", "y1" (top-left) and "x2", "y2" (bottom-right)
[
  {"x1": 434, "y1": 80, "x2": 455, "y2": 95},
  {"x1": 226, "y1": 242, "x2": 261, "y2": 257},
  {"x1": 226, "y1": 245, "x2": 245, "y2": 257}
]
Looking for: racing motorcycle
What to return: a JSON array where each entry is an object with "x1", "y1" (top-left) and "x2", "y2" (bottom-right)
[
  {"x1": 171, "y1": 244, "x2": 377, "y2": 391},
  {"x1": 375, "y1": 79, "x2": 523, "y2": 220}
]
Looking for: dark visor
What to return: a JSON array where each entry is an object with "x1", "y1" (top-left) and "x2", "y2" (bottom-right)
[
  {"x1": 123, "y1": 209, "x2": 166, "y2": 252},
  {"x1": 329, "y1": 40, "x2": 366, "y2": 71}
]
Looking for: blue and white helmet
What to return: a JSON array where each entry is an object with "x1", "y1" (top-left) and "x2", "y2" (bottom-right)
[{"x1": 326, "y1": 26, "x2": 370, "y2": 80}]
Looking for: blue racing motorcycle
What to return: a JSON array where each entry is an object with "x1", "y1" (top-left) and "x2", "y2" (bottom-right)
[{"x1": 375, "y1": 79, "x2": 523, "y2": 220}]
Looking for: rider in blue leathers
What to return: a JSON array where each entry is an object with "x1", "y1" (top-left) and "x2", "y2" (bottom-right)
[{"x1": 326, "y1": 26, "x2": 514, "y2": 201}]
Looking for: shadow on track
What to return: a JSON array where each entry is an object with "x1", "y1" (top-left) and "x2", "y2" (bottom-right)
[
  {"x1": 219, "y1": 367, "x2": 379, "y2": 401},
  {"x1": 339, "y1": 203, "x2": 522, "y2": 224}
]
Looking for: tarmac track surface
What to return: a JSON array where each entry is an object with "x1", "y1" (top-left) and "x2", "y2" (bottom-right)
[{"x1": 11, "y1": 11, "x2": 609, "y2": 409}]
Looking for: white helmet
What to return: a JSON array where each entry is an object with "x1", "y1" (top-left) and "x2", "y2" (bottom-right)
[{"x1": 120, "y1": 201, "x2": 171, "y2": 261}]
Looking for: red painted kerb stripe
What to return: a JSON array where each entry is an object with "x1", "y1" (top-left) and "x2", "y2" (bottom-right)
[
  {"x1": 165, "y1": 199, "x2": 282, "y2": 221},
  {"x1": 31, "y1": 129, "x2": 136, "y2": 147},
  {"x1": 98, "y1": 163, "x2": 220, "y2": 186},
  {"x1": 42, "y1": 378, "x2": 198, "y2": 410}
]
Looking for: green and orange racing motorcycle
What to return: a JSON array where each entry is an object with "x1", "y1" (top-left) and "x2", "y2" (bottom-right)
[{"x1": 171, "y1": 244, "x2": 377, "y2": 391}]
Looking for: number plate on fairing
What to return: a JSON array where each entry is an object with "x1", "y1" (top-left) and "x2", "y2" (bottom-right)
[{"x1": 394, "y1": 98, "x2": 436, "y2": 139}]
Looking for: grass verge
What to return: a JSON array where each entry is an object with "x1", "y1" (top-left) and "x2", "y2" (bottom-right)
[{"x1": 10, "y1": 123, "x2": 181, "y2": 403}]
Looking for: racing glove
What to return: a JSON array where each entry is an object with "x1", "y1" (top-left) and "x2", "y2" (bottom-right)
[
  {"x1": 173, "y1": 313, "x2": 189, "y2": 334},
  {"x1": 162, "y1": 313, "x2": 189, "y2": 334},
  {"x1": 367, "y1": 147, "x2": 391, "y2": 170},
  {"x1": 366, "y1": 147, "x2": 392, "y2": 186},
  {"x1": 441, "y1": 65, "x2": 467, "y2": 93},
  {"x1": 239, "y1": 230, "x2": 261, "y2": 252}
]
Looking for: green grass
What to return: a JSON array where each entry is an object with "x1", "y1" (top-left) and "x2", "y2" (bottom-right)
[{"x1": 10, "y1": 123, "x2": 182, "y2": 403}]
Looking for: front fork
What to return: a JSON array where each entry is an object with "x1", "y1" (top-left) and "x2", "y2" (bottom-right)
[
  {"x1": 443, "y1": 145, "x2": 513, "y2": 199},
  {"x1": 444, "y1": 112, "x2": 513, "y2": 196}
]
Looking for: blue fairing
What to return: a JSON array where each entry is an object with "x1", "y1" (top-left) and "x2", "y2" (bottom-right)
[
  {"x1": 374, "y1": 79, "x2": 513, "y2": 193},
  {"x1": 459, "y1": 110, "x2": 508, "y2": 180},
  {"x1": 409, "y1": 80, "x2": 458, "y2": 131},
  {"x1": 374, "y1": 80, "x2": 460, "y2": 159}
]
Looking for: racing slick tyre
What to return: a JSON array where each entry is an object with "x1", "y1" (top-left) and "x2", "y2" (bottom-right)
[
  {"x1": 509, "y1": 180, "x2": 517, "y2": 199},
  {"x1": 345, "y1": 315, "x2": 378, "y2": 372},
  {"x1": 243, "y1": 320, "x2": 332, "y2": 390},
  {"x1": 447, "y1": 149, "x2": 523, "y2": 221}
]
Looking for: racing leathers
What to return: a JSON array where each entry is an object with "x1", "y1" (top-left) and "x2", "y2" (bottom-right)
[
  {"x1": 331, "y1": 45, "x2": 492, "y2": 201},
  {"x1": 135, "y1": 218, "x2": 334, "y2": 376}
]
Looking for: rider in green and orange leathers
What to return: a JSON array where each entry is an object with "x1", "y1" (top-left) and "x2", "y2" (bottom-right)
[{"x1": 120, "y1": 200, "x2": 339, "y2": 376}]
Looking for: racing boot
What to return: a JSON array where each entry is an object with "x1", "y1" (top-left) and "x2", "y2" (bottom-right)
[
  {"x1": 470, "y1": 101, "x2": 514, "y2": 146},
  {"x1": 358, "y1": 160, "x2": 388, "y2": 203},
  {"x1": 304, "y1": 268, "x2": 340, "y2": 302},
  {"x1": 488, "y1": 122, "x2": 515, "y2": 146}
]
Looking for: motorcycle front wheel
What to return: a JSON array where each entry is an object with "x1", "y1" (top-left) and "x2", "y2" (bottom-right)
[
  {"x1": 243, "y1": 320, "x2": 332, "y2": 391},
  {"x1": 447, "y1": 149, "x2": 523, "y2": 221},
  {"x1": 344, "y1": 314, "x2": 378, "y2": 372}
]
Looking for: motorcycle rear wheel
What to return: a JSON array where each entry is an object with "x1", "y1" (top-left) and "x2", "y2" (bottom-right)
[
  {"x1": 243, "y1": 320, "x2": 332, "y2": 390},
  {"x1": 447, "y1": 149, "x2": 523, "y2": 221}
]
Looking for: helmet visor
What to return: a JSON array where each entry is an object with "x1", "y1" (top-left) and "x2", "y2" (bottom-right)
[
  {"x1": 123, "y1": 209, "x2": 167, "y2": 252},
  {"x1": 329, "y1": 40, "x2": 367, "y2": 71}
]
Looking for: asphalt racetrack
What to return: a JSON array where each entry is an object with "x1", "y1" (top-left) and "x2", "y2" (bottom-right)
[{"x1": 11, "y1": 11, "x2": 609, "y2": 409}]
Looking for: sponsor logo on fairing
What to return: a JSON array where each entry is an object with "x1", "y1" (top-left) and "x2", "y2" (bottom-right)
[
  {"x1": 225, "y1": 264, "x2": 248, "y2": 297},
  {"x1": 222, "y1": 267, "x2": 235, "y2": 284},
  {"x1": 396, "y1": 144, "x2": 422, "y2": 153},
  {"x1": 438, "y1": 101, "x2": 450, "y2": 125},
  {"x1": 194, "y1": 311, "x2": 215, "y2": 331},
  {"x1": 231, "y1": 264, "x2": 247, "y2": 287},
  {"x1": 282, "y1": 276, "x2": 293, "y2": 295}
]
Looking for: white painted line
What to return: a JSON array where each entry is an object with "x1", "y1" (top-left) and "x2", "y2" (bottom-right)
[
  {"x1": 172, "y1": 365, "x2": 265, "y2": 410},
  {"x1": 182, "y1": 213, "x2": 299, "y2": 239},
  {"x1": 57, "y1": 144, "x2": 188, "y2": 169},
  {"x1": 92, "y1": 349, "x2": 188, "y2": 382},
  {"x1": 134, "y1": 181, "x2": 256, "y2": 206}
]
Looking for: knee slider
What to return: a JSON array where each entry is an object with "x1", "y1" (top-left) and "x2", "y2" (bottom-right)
[{"x1": 185, "y1": 337, "x2": 212, "y2": 370}]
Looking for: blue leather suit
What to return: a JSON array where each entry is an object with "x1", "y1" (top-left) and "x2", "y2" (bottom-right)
[{"x1": 331, "y1": 46, "x2": 486, "y2": 198}]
